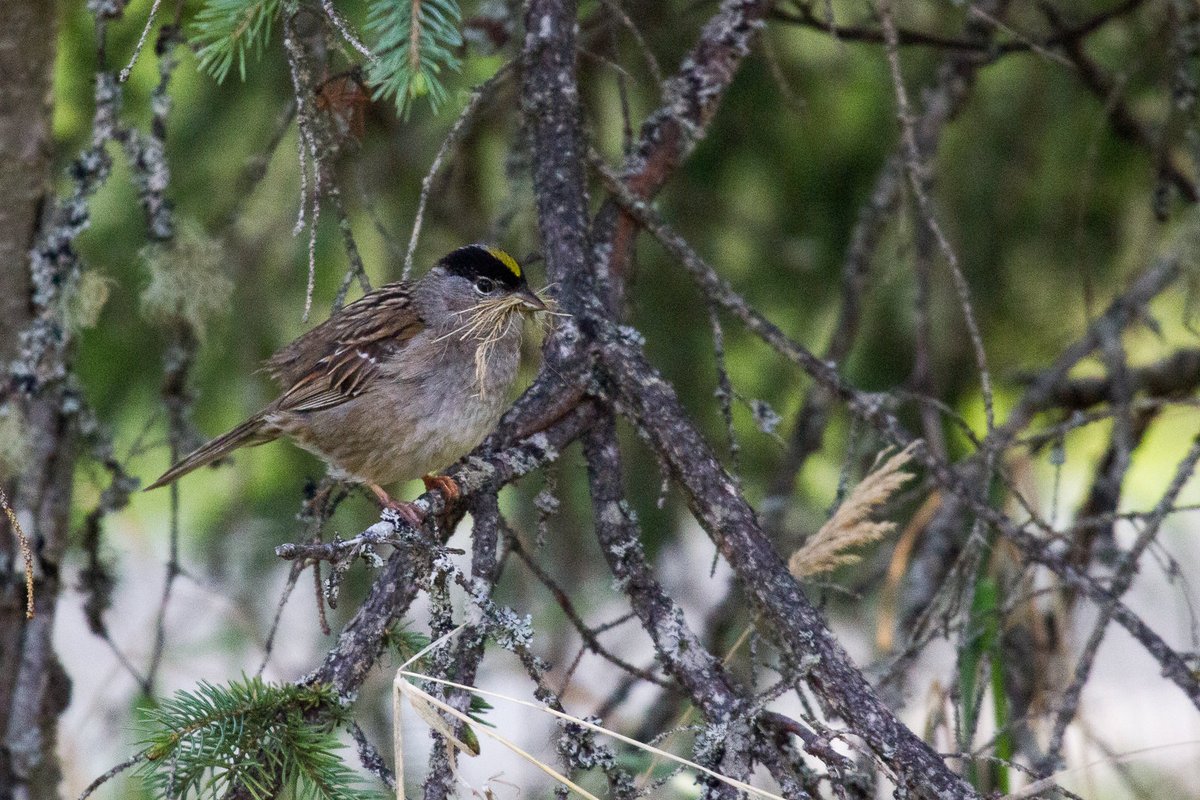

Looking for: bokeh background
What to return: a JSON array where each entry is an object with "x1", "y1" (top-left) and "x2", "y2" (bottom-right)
[{"x1": 33, "y1": 0, "x2": 1200, "y2": 797}]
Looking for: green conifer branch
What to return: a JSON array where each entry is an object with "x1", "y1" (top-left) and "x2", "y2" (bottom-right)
[
  {"x1": 136, "y1": 676, "x2": 382, "y2": 799},
  {"x1": 366, "y1": 0, "x2": 463, "y2": 115},
  {"x1": 187, "y1": 0, "x2": 467, "y2": 116},
  {"x1": 189, "y1": 0, "x2": 282, "y2": 82}
]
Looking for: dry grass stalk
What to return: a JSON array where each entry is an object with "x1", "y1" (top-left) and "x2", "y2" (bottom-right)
[
  {"x1": 0, "y1": 487, "x2": 34, "y2": 619},
  {"x1": 875, "y1": 489, "x2": 942, "y2": 650},
  {"x1": 402, "y1": 671, "x2": 787, "y2": 800},
  {"x1": 394, "y1": 674, "x2": 601, "y2": 800},
  {"x1": 438, "y1": 289, "x2": 563, "y2": 396},
  {"x1": 391, "y1": 625, "x2": 786, "y2": 800},
  {"x1": 788, "y1": 442, "x2": 919, "y2": 579}
]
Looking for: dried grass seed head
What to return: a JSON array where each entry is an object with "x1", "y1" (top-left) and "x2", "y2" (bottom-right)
[{"x1": 788, "y1": 442, "x2": 919, "y2": 579}]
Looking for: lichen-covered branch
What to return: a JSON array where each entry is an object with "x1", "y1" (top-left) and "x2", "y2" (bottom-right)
[
  {"x1": 303, "y1": 404, "x2": 594, "y2": 698},
  {"x1": 599, "y1": 331, "x2": 982, "y2": 799},
  {"x1": 592, "y1": 0, "x2": 770, "y2": 308},
  {"x1": 1, "y1": 3, "x2": 89, "y2": 795}
]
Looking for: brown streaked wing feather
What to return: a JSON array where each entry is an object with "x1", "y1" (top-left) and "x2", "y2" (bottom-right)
[
  {"x1": 267, "y1": 282, "x2": 424, "y2": 414},
  {"x1": 263, "y1": 282, "x2": 419, "y2": 385},
  {"x1": 263, "y1": 319, "x2": 339, "y2": 387}
]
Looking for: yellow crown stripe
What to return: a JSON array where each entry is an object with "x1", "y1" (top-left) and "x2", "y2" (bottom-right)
[{"x1": 485, "y1": 246, "x2": 521, "y2": 278}]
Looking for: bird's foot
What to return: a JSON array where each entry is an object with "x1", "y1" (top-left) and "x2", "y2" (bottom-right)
[
  {"x1": 368, "y1": 483, "x2": 425, "y2": 527},
  {"x1": 422, "y1": 474, "x2": 460, "y2": 504}
]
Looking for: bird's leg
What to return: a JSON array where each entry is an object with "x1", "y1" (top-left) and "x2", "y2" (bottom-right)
[
  {"x1": 367, "y1": 482, "x2": 424, "y2": 527},
  {"x1": 422, "y1": 474, "x2": 460, "y2": 504}
]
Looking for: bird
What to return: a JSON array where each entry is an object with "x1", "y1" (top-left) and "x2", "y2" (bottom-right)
[{"x1": 145, "y1": 244, "x2": 547, "y2": 524}]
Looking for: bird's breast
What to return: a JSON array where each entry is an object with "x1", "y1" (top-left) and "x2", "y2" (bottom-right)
[{"x1": 282, "y1": 325, "x2": 524, "y2": 486}]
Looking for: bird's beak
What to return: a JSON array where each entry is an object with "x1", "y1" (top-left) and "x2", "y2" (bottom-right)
[{"x1": 516, "y1": 288, "x2": 548, "y2": 312}]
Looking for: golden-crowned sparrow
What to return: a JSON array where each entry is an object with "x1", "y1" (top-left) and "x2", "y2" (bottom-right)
[{"x1": 146, "y1": 244, "x2": 546, "y2": 523}]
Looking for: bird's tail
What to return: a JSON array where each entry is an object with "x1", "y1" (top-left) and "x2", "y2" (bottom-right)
[{"x1": 144, "y1": 416, "x2": 275, "y2": 491}]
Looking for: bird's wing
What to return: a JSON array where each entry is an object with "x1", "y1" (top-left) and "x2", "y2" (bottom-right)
[{"x1": 266, "y1": 282, "x2": 425, "y2": 414}]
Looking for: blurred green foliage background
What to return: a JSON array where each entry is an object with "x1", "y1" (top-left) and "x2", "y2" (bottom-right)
[{"x1": 46, "y1": 0, "x2": 1200, "y2": 796}]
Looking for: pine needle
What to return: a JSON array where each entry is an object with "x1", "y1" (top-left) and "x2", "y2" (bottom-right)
[
  {"x1": 789, "y1": 442, "x2": 919, "y2": 579},
  {"x1": 133, "y1": 677, "x2": 374, "y2": 799}
]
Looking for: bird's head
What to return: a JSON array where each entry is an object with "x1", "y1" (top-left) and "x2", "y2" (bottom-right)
[{"x1": 427, "y1": 244, "x2": 547, "y2": 321}]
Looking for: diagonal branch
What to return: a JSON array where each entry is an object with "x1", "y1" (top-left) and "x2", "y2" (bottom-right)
[
  {"x1": 585, "y1": 413, "x2": 829, "y2": 796},
  {"x1": 1044, "y1": 4, "x2": 1198, "y2": 205},
  {"x1": 598, "y1": 330, "x2": 981, "y2": 799},
  {"x1": 1038, "y1": 436, "x2": 1200, "y2": 774},
  {"x1": 304, "y1": 404, "x2": 595, "y2": 696},
  {"x1": 592, "y1": 163, "x2": 1200, "y2": 718},
  {"x1": 592, "y1": 0, "x2": 771, "y2": 309},
  {"x1": 584, "y1": 415, "x2": 755, "y2": 795}
]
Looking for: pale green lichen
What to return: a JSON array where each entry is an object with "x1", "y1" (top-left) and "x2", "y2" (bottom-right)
[
  {"x1": 64, "y1": 269, "x2": 112, "y2": 331},
  {"x1": 0, "y1": 406, "x2": 31, "y2": 480},
  {"x1": 140, "y1": 224, "x2": 233, "y2": 339}
]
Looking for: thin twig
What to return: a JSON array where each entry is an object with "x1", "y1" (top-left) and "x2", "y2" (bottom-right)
[
  {"x1": 507, "y1": 532, "x2": 673, "y2": 688},
  {"x1": 404, "y1": 62, "x2": 514, "y2": 278},
  {"x1": 877, "y1": 0, "x2": 995, "y2": 439},
  {"x1": 321, "y1": 0, "x2": 376, "y2": 61},
  {"x1": 599, "y1": 0, "x2": 663, "y2": 85},
  {"x1": 118, "y1": 0, "x2": 163, "y2": 82},
  {"x1": 281, "y1": 15, "x2": 328, "y2": 322},
  {"x1": 257, "y1": 560, "x2": 304, "y2": 676},
  {"x1": 330, "y1": 188, "x2": 372, "y2": 310},
  {"x1": 76, "y1": 752, "x2": 146, "y2": 800},
  {"x1": 770, "y1": 0, "x2": 1146, "y2": 56},
  {"x1": 1041, "y1": 436, "x2": 1200, "y2": 770}
]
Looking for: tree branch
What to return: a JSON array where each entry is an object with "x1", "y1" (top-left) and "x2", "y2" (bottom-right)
[{"x1": 599, "y1": 330, "x2": 981, "y2": 799}]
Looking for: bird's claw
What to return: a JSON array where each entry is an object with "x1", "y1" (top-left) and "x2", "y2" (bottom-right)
[
  {"x1": 422, "y1": 474, "x2": 460, "y2": 504},
  {"x1": 384, "y1": 500, "x2": 425, "y2": 528},
  {"x1": 368, "y1": 482, "x2": 425, "y2": 527}
]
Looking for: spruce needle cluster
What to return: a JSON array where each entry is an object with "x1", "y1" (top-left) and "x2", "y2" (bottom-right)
[
  {"x1": 136, "y1": 676, "x2": 381, "y2": 799},
  {"x1": 187, "y1": 0, "x2": 465, "y2": 115}
]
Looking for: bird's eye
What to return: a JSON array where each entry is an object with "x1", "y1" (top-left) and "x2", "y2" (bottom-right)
[{"x1": 474, "y1": 277, "x2": 496, "y2": 294}]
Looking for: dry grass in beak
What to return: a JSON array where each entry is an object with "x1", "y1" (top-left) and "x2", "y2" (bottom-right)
[
  {"x1": 435, "y1": 293, "x2": 539, "y2": 396},
  {"x1": 530, "y1": 285, "x2": 568, "y2": 321},
  {"x1": 434, "y1": 287, "x2": 570, "y2": 396},
  {"x1": 788, "y1": 441, "x2": 919, "y2": 579}
]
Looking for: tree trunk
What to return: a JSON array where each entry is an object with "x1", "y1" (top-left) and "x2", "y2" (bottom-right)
[{"x1": 0, "y1": 3, "x2": 73, "y2": 798}]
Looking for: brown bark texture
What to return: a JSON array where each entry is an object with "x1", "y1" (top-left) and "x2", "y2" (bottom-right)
[{"x1": 0, "y1": 3, "x2": 73, "y2": 799}]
